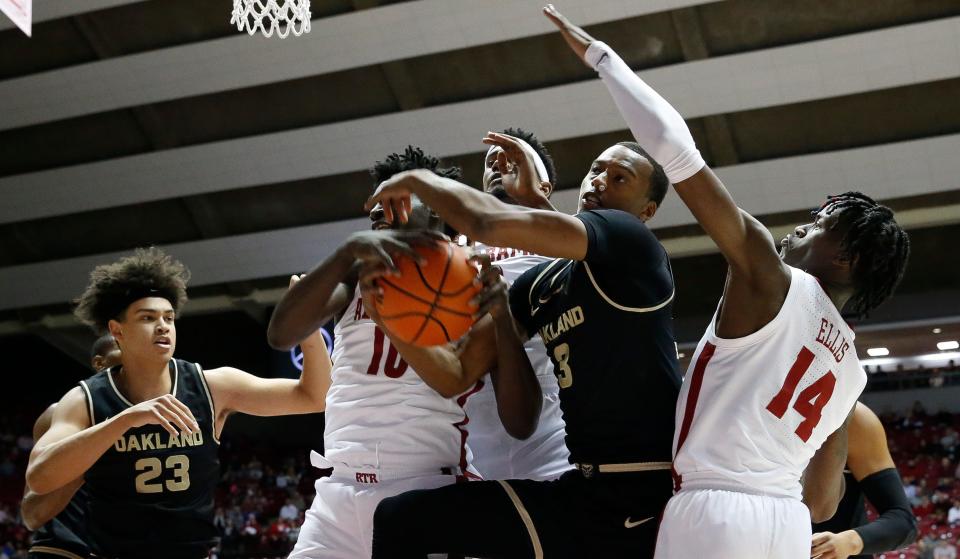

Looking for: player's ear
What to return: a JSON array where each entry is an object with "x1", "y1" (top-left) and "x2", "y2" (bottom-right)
[
  {"x1": 108, "y1": 319, "x2": 123, "y2": 342},
  {"x1": 639, "y1": 200, "x2": 658, "y2": 222},
  {"x1": 538, "y1": 180, "x2": 553, "y2": 199}
]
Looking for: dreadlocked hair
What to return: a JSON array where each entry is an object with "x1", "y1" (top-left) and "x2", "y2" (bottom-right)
[
  {"x1": 501, "y1": 127, "x2": 557, "y2": 185},
  {"x1": 74, "y1": 247, "x2": 190, "y2": 334},
  {"x1": 818, "y1": 192, "x2": 910, "y2": 319},
  {"x1": 370, "y1": 145, "x2": 462, "y2": 184}
]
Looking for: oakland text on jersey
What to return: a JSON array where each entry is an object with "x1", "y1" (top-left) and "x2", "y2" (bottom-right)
[
  {"x1": 538, "y1": 305, "x2": 585, "y2": 345},
  {"x1": 113, "y1": 430, "x2": 204, "y2": 453}
]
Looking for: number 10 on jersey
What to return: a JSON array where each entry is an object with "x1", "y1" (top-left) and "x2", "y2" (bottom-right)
[{"x1": 765, "y1": 346, "x2": 836, "y2": 442}]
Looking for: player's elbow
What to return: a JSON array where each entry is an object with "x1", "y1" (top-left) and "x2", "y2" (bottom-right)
[
  {"x1": 25, "y1": 465, "x2": 54, "y2": 498},
  {"x1": 897, "y1": 508, "x2": 920, "y2": 548},
  {"x1": 808, "y1": 499, "x2": 840, "y2": 524},
  {"x1": 266, "y1": 321, "x2": 296, "y2": 352},
  {"x1": 20, "y1": 500, "x2": 45, "y2": 531},
  {"x1": 504, "y1": 417, "x2": 538, "y2": 441}
]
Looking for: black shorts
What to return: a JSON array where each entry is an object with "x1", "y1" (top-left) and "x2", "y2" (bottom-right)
[{"x1": 372, "y1": 468, "x2": 672, "y2": 558}]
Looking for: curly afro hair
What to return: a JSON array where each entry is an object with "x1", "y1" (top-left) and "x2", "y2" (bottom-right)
[
  {"x1": 74, "y1": 247, "x2": 190, "y2": 333},
  {"x1": 370, "y1": 146, "x2": 462, "y2": 184}
]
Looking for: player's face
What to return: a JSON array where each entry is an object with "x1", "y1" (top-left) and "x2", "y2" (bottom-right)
[
  {"x1": 780, "y1": 208, "x2": 848, "y2": 273},
  {"x1": 482, "y1": 146, "x2": 511, "y2": 202},
  {"x1": 109, "y1": 297, "x2": 177, "y2": 363},
  {"x1": 369, "y1": 195, "x2": 440, "y2": 232},
  {"x1": 578, "y1": 145, "x2": 657, "y2": 220},
  {"x1": 91, "y1": 341, "x2": 122, "y2": 371}
]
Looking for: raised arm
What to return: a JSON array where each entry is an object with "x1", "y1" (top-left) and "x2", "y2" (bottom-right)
[
  {"x1": 366, "y1": 169, "x2": 588, "y2": 261},
  {"x1": 207, "y1": 321, "x2": 332, "y2": 424},
  {"x1": 544, "y1": 5, "x2": 790, "y2": 330},
  {"x1": 21, "y1": 404, "x2": 85, "y2": 530}
]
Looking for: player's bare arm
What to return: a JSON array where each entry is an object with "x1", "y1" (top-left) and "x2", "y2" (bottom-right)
[
  {"x1": 27, "y1": 387, "x2": 199, "y2": 495},
  {"x1": 802, "y1": 405, "x2": 854, "y2": 522},
  {"x1": 365, "y1": 170, "x2": 589, "y2": 262},
  {"x1": 208, "y1": 282, "x2": 333, "y2": 432},
  {"x1": 358, "y1": 258, "x2": 542, "y2": 439},
  {"x1": 268, "y1": 230, "x2": 438, "y2": 350},
  {"x1": 545, "y1": 5, "x2": 791, "y2": 338},
  {"x1": 20, "y1": 404, "x2": 85, "y2": 530},
  {"x1": 810, "y1": 403, "x2": 918, "y2": 559}
]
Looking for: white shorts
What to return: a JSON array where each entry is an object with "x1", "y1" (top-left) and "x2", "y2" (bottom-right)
[
  {"x1": 466, "y1": 389, "x2": 570, "y2": 481},
  {"x1": 654, "y1": 488, "x2": 811, "y2": 559},
  {"x1": 289, "y1": 471, "x2": 457, "y2": 559}
]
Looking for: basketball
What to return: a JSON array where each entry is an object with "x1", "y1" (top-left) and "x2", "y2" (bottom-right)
[{"x1": 374, "y1": 240, "x2": 481, "y2": 347}]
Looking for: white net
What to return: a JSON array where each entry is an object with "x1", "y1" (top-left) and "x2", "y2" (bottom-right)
[{"x1": 231, "y1": 0, "x2": 311, "y2": 38}]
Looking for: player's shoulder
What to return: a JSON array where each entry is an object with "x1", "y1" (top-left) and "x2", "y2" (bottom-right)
[
  {"x1": 850, "y1": 402, "x2": 886, "y2": 440},
  {"x1": 577, "y1": 208, "x2": 648, "y2": 230}
]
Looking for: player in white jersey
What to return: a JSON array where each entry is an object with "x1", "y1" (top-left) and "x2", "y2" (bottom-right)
[
  {"x1": 466, "y1": 128, "x2": 570, "y2": 481},
  {"x1": 543, "y1": 6, "x2": 911, "y2": 558},
  {"x1": 269, "y1": 147, "x2": 517, "y2": 558}
]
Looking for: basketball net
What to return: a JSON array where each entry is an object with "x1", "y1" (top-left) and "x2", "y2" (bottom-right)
[{"x1": 231, "y1": 0, "x2": 311, "y2": 38}]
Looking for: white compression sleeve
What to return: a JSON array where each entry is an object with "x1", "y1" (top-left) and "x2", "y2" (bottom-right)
[{"x1": 586, "y1": 41, "x2": 705, "y2": 184}]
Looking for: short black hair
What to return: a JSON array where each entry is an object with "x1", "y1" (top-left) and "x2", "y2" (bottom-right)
[
  {"x1": 817, "y1": 192, "x2": 910, "y2": 319},
  {"x1": 502, "y1": 127, "x2": 557, "y2": 185},
  {"x1": 89, "y1": 333, "x2": 118, "y2": 361},
  {"x1": 370, "y1": 146, "x2": 462, "y2": 184},
  {"x1": 615, "y1": 141, "x2": 670, "y2": 207},
  {"x1": 74, "y1": 247, "x2": 190, "y2": 333}
]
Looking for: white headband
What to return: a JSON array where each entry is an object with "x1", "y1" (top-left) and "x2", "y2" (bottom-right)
[{"x1": 486, "y1": 137, "x2": 550, "y2": 183}]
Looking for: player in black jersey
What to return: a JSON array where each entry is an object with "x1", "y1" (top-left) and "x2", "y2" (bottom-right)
[
  {"x1": 22, "y1": 334, "x2": 121, "y2": 559},
  {"x1": 361, "y1": 121, "x2": 679, "y2": 557},
  {"x1": 810, "y1": 403, "x2": 917, "y2": 559},
  {"x1": 25, "y1": 248, "x2": 332, "y2": 559}
]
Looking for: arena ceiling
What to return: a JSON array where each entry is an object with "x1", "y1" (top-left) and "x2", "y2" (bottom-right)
[{"x1": 1, "y1": 0, "x2": 959, "y2": 367}]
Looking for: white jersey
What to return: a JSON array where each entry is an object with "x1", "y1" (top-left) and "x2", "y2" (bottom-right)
[
  {"x1": 322, "y1": 290, "x2": 478, "y2": 473},
  {"x1": 464, "y1": 244, "x2": 570, "y2": 481},
  {"x1": 672, "y1": 266, "x2": 866, "y2": 499}
]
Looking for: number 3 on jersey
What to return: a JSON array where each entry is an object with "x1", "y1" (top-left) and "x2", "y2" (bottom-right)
[
  {"x1": 553, "y1": 343, "x2": 573, "y2": 389},
  {"x1": 765, "y1": 346, "x2": 836, "y2": 442}
]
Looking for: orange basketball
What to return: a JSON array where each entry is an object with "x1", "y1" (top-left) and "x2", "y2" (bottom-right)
[{"x1": 375, "y1": 240, "x2": 481, "y2": 347}]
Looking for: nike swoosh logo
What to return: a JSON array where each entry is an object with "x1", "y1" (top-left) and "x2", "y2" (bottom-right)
[{"x1": 624, "y1": 516, "x2": 654, "y2": 529}]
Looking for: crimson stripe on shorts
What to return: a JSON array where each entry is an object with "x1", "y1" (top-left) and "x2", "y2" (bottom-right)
[
  {"x1": 453, "y1": 379, "x2": 485, "y2": 478},
  {"x1": 671, "y1": 342, "x2": 716, "y2": 491}
]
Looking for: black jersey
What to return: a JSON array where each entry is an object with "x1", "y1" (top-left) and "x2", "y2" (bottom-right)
[
  {"x1": 29, "y1": 484, "x2": 91, "y2": 558},
  {"x1": 812, "y1": 471, "x2": 869, "y2": 558},
  {"x1": 509, "y1": 209, "x2": 681, "y2": 465},
  {"x1": 79, "y1": 360, "x2": 219, "y2": 559}
]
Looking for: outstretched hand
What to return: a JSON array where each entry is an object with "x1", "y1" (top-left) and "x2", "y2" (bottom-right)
[
  {"x1": 482, "y1": 131, "x2": 551, "y2": 208},
  {"x1": 543, "y1": 4, "x2": 597, "y2": 67},
  {"x1": 364, "y1": 169, "x2": 432, "y2": 225}
]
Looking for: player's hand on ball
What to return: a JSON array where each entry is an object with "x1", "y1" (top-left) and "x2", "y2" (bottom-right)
[
  {"x1": 810, "y1": 531, "x2": 863, "y2": 559},
  {"x1": 468, "y1": 253, "x2": 509, "y2": 320},
  {"x1": 121, "y1": 394, "x2": 199, "y2": 437},
  {"x1": 345, "y1": 230, "x2": 440, "y2": 274}
]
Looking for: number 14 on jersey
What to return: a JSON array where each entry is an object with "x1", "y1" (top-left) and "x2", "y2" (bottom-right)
[{"x1": 765, "y1": 346, "x2": 836, "y2": 442}]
